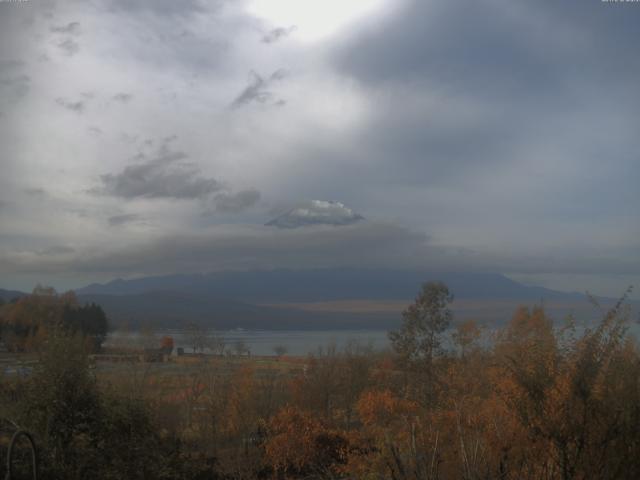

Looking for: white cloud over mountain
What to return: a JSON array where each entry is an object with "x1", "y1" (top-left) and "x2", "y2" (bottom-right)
[{"x1": 266, "y1": 200, "x2": 364, "y2": 228}]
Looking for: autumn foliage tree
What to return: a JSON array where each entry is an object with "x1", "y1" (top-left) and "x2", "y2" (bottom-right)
[
  {"x1": 264, "y1": 406, "x2": 347, "y2": 479},
  {"x1": 494, "y1": 291, "x2": 640, "y2": 479},
  {"x1": 160, "y1": 335, "x2": 175, "y2": 354},
  {"x1": 0, "y1": 286, "x2": 108, "y2": 352},
  {"x1": 4, "y1": 281, "x2": 640, "y2": 479},
  {"x1": 388, "y1": 281, "x2": 453, "y2": 404}
]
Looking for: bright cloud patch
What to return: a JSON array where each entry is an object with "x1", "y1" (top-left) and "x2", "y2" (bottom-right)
[{"x1": 266, "y1": 200, "x2": 364, "y2": 228}]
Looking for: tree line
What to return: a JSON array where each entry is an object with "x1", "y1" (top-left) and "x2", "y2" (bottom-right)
[
  {"x1": 0, "y1": 285, "x2": 108, "y2": 352},
  {"x1": 1, "y1": 282, "x2": 639, "y2": 479}
]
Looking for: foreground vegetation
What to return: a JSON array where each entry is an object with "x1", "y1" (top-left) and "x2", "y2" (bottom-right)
[{"x1": 1, "y1": 283, "x2": 639, "y2": 479}]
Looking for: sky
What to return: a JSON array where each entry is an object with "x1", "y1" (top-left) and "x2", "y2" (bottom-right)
[{"x1": 0, "y1": 0, "x2": 638, "y2": 298}]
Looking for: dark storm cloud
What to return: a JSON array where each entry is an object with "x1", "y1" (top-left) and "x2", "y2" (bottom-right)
[
  {"x1": 338, "y1": 4, "x2": 540, "y2": 91},
  {"x1": 0, "y1": 222, "x2": 431, "y2": 275},
  {"x1": 55, "y1": 97, "x2": 84, "y2": 113},
  {"x1": 231, "y1": 69, "x2": 287, "y2": 108},
  {"x1": 50, "y1": 22, "x2": 81, "y2": 35},
  {"x1": 325, "y1": 0, "x2": 640, "y2": 204},
  {"x1": 0, "y1": 0, "x2": 638, "y2": 297},
  {"x1": 214, "y1": 189, "x2": 261, "y2": 213},
  {"x1": 97, "y1": 151, "x2": 223, "y2": 200},
  {"x1": 336, "y1": 1, "x2": 638, "y2": 89},
  {"x1": 262, "y1": 26, "x2": 296, "y2": 44},
  {"x1": 267, "y1": 200, "x2": 365, "y2": 229},
  {"x1": 325, "y1": 2, "x2": 552, "y2": 189},
  {"x1": 3, "y1": 222, "x2": 637, "y2": 279},
  {"x1": 108, "y1": 214, "x2": 142, "y2": 227}
]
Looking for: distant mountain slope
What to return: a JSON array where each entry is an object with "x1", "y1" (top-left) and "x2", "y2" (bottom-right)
[
  {"x1": 75, "y1": 270, "x2": 612, "y2": 330},
  {"x1": 0, "y1": 288, "x2": 27, "y2": 302},
  {"x1": 3, "y1": 270, "x2": 633, "y2": 330},
  {"x1": 77, "y1": 291, "x2": 395, "y2": 330},
  {"x1": 77, "y1": 290, "x2": 617, "y2": 331},
  {"x1": 76, "y1": 269, "x2": 582, "y2": 303}
]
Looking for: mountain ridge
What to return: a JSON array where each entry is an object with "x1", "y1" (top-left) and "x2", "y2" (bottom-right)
[
  {"x1": 4, "y1": 270, "x2": 630, "y2": 330},
  {"x1": 75, "y1": 269, "x2": 585, "y2": 303}
]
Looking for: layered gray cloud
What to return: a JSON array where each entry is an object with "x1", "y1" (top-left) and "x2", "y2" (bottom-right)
[
  {"x1": 267, "y1": 201, "x2": 364, "y2": 229},
  {"x1": 55, "y1": 97, "x2": 85, "y2": 113},
  {"x1": 50, "y1": 22, "x2": 81, "y2": 35},
  {"x1": 0, "y1": 222, "x2": 428, "y2": 275},
  {"x1": 107, "y1": 214, "x2": 143, "y2": 227},
  {"x1": 214, "y1": 189, "x2": 261, "y2": 213},
  {"x1": 56, "y1": 38, "x2": 80, "y2": 56},
  {"x1": 0, "y1": 0, "x2": 638, "y2": 297},
  {"x1": 97, "y1": 151, "x2": 223, "y2": 200},
  {"x1": 231, "y1": 69, "x2": 287, "y2": 108},
  {"x1": 2, "y1": 222, "x2": 638, "y2": 284},
  {"x1": 95, "y1": 143, "x2": 260, "y2": 214}
]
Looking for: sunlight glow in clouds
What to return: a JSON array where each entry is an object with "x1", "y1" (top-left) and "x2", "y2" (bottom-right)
[{"x1": 247, "y1": 0, "x2": 388, "y2": 41}]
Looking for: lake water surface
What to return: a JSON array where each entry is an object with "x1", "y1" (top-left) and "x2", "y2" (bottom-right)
[
  {"x1": 107, "y1": 320, "x2": 640, "y2": 357},
  {"x1": 107, "y1": 329, "x2": 391, "y2": 356}
]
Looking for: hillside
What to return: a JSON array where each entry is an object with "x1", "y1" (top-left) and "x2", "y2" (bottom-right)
[
  {"x1": 3, "y1": 270, "x2": 629, "y2": 330},
  {"x1": 72, "y1": 269, "x2": 623, "y2": 330},
  {"x1": 76, "y1": 269, "x2": 583, "y2": 302},
  {"x1": 0, "y1": 288, "x2": 27, "y2": 303},
  {"x1": 77, "y1": 290, "x2": 394, "y2": 330}
]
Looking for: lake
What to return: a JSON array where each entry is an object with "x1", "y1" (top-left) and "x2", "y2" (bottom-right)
[
  {"x1": 107, "y1": 329, "x2": 392, "y2": 356},
  {"x1": 107, "y1": 318, "x2": 640, "y2": 357}
]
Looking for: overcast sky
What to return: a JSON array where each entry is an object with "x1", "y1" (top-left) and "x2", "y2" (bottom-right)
[{"x1": 0, "y1": 0, "x2": 638, "y2": 298}]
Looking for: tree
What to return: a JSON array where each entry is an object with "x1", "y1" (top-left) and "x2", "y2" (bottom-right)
[
  {"x1": 389, "y1": 282, "x2": 453, "y2": 370},
  {"x1": 13, "y1": 332, "x2": 182, "y2": 479},
  {"x1": 347, "y1": 390, "x2": 428, "y2": 480},
  {"x1": 264, "y1": 406, "x2": 348, "y2": 478},
  {"x1": 388, "y1": 282, "x2": 453, "y2": 405},
  {"x1": 160, "y1": 335, "x2": 174, "y2": 354},
  {"x1": 18, "y1": 332, "x2": 101, "y2": 476},
  {"x1": 0, "y1": 288, "x2": 109, "y2": 352},
  {"x1": 452, "y1": 319, "x2": 482, "y2": 359},
  {"x1": 61, "y1": 302, "x2": 109, "y2": 351},
  {"x1": 1, "y1": 287, "x2": 67, "y2": 351}
]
